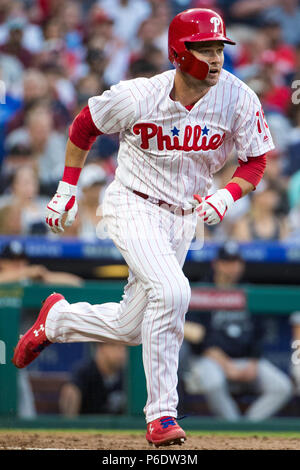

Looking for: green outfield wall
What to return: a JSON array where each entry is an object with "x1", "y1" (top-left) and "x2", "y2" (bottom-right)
[{"x1": 0, "y1": 281, "x2": 299, "y2": 419}]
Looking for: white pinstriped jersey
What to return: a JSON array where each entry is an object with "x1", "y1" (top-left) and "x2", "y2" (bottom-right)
[{"x1": 88, "y1": 69, "x2": 275, "y2": 209}]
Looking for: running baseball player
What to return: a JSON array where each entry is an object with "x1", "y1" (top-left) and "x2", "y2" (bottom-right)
[{"x1": 13, "y1": 8, "x2": 274, "y2": 447}]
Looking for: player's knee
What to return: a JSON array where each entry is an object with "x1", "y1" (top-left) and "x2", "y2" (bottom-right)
[
  {"x1": 165, "y1": 276, "x2": 191, "y2": 313},
  {"x1": 148, "y1": 275, "x2": 190, "y2": 315},
  {"x1": 273, "y1": 375, "x2": 293, "y2": 400}
]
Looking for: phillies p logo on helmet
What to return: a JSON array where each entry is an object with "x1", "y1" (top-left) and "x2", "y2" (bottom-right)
[
  {"x1": 210, "y1": 16, "x2": 221, "y2": 33},
  {"x1": 168, "y1": 8, "x2": 235, "y2": 80}
]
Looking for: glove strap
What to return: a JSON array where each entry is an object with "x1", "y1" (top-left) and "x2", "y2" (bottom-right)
[
  {"x1": 216, "y1": 188, "x2": 235, "y2": 212},
  {"x1": 57, "y1": 180, "x2": 77, "y2": 196}
]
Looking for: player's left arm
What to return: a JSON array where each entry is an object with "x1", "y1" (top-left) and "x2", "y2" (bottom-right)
[
  {"x1": 194, "y1": 93, "x2": 274, "y2": 225},
  {"x1": 194, "y1": 153, "x2": 267, "y2": 225}
]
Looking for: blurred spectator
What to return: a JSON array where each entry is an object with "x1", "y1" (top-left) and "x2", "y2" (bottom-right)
[
  {"x1": 60, "y1": 0, "x2": 85, "y2": 58},
  {"x1": 231, "y1": 181, "x2": 289, "y2": 241},
  {"x1": 0, "y1": 2, "x2": 44, "y2": 54},
  {"x1": 77, "y1": 164, "x2": 108, "y2": 240},
  {"x1": 79, "y1": 47, "x2": 108, "y2": 91},
  {"x1": 262, "y1": 0, "x2": 300, "y2": 46},
  {"x1": 286, "y1": 106, "x2": 300, "y2": 177},
  {"x1": 0, "y1": 142, "x2": 35, "y2": 194},
  {"x1": 0, "y1": 17, "x2": 33, "y2": 67},
  {"x1": 257, "y1": 19, "x2": 296, "y2": 86},
  {"x1": 59, "y1": 343, "x2": 127, "y2": 416},
  {"x1": 6, "y1": 68, "x2": 71, "y2": 134},
  {"x1": 129, "y1": 56, "x2": 160, "y2": 79},
  {"x1": 75, "y1": 73, "x2": 104, "y2": 108},
  {"x1": 218, "y1": 0, "x2": 278, "y2": 27},
  {"x1": 0, "y1": 50, "x2": 23, "y2": 98},
  {"x1": 183, "y1": 242, "x2": 293, "y2": 421},
  {"x1": 289, "y1": 311, "x2": 300, "y2": 395},
  {"x1": 0, "y1": 239, "x2": 83, "y2": 285},
  {"x1": 257, "y1": 50, "x2": 292, "y2": 115},
  {"x1": 0, "y1": 0, "x2": 298, "y2": 249},
  {"x1": 41, "y1": 63, "x2": 76, "y2": 116},
  {"x1": 287, "y1": 170, "x2": 300, "y2": 240},
  {"x1": 5, "y1": 105, "x2": 66, "y2": 192},
  {"x1": 0, "y1": 165, "x2": 48, "y2": 235},
  {"x1": 99, "y1": 0, "x2": 152, "y2": 46},
  {"x1": 85, "y1": 6, "x2": 131, "y2": 85}
]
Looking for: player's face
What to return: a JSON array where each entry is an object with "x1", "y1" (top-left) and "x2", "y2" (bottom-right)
[
  {"x1": 188, "y1": 41, "x2": 225, "y2": 86},
  {"x1": 214, "y1": 259, "x2": 244, "y2": 285}
]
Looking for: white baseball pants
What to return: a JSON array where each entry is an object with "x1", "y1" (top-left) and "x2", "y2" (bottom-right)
[{"x1": 45, "y1": 180, "x2": 197, "y2": 422}]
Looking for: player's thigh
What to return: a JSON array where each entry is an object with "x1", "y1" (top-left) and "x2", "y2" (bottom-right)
[
  {"x1": 187, "y1": 356, "x2": 227, "y2": 392},
  {"x1": 256, "y1": 359, "x2": 293, "y2": 395},
  {"x1": 121, "y1": 212, "x2": 189, "y2": 301},
  {"x1": 119, "y1": 269, "x2": 147, "y2": 321},
  {"x1": 103, "y1": 185, "x2": 190, "y2": 309},
  {"x1": 173, "y1": 213, "x2": 198, "y2": 268}
]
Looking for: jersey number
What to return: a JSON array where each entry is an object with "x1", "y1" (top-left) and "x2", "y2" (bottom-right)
[{"x1": 256, "y1": 108, "x2": 269, "y2": 141}]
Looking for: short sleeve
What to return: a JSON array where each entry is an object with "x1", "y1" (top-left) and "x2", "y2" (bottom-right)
[
  {"x1": 88, "y1": 81, "x2": 136, "y2": 134},
  {"x1": 232, "y1": 91, "x2": 275, "y2": 161}
]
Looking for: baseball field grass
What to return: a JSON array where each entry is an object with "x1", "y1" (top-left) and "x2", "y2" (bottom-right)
[{"x1": 0, "y1": 429, "x2": 300, "y2": 450}]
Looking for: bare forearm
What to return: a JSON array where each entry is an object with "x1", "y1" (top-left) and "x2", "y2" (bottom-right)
[
  {"x1": 65, "y1": 138, "x2": 89, "y2": 169},
  {"x1": 43, "y1": 270, "x2": 83, "y2": 287},
  {"x1": 59, "y1": 383, "x2": 82, "y2": 416},
  {"x1": 204, "y1": 347, "x2": 232, "y2": 369}
]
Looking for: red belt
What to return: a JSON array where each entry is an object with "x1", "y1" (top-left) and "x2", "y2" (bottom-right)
[{"x1": 133, "y1": 190, "x2": 194, "y2": 216}]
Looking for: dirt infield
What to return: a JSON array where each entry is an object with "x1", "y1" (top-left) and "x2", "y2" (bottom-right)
[{"x1": 0, "y1": 431, "x2": 300, "y2": 450}]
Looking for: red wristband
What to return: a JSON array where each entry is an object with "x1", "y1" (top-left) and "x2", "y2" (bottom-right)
[
  {"x1": 62, "y1": 166, "x2": 82, "y2": 185},
  {"x1": 225, "y1": 182, "x2": 242, "y2": 201}
]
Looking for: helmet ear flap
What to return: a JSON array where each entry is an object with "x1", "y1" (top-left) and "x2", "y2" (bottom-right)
[{"x1": 176, "y1": 50, "x2": 210, "y2": 80}]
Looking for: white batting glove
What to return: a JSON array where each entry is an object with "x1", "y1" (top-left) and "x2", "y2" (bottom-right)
[
  {"x1": 46, "y1": 181, "x2": 78, "y2": 233},
  {"x1": 193, "y1": 189, "x2": 235, "y2": 225}
]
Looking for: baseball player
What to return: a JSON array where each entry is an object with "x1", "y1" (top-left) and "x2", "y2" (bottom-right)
[{"x1": 13, "y1": 9, "x2": 275, "y2": 447}]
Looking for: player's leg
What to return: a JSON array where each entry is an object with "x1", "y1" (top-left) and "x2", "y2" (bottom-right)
[
  {"x1": 184, "y1": 356, "x2": 241, "y2": 420},
  {"x1": 12, "y1": 269, "x2": 147, "y2": 368},
  {"x1": 48, "y1": 199, "x2": 193, "y2": 423},
  {"x1": 45, "y1": 269, "x2": 145, "y2": 346},
  {"x1": 244, "y1": 358, "x2": 293, "y2": 420}
]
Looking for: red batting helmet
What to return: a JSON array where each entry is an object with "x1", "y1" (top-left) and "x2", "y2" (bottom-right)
[{"x1": 168, "y1": 8, "x2": 235, "y2": 80}]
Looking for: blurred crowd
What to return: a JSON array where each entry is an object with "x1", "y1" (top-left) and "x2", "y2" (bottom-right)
[{"x1": 0, "y1": 0, "x2": 300, "y2": 243}]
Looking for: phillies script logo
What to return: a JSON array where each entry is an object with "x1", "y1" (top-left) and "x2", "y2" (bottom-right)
[{"x1": 133, "y1": 123, "x2": 226, "y2": 152}]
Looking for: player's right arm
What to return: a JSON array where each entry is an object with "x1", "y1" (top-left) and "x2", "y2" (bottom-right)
[
  {"x1": 45, "y1": 106, "x2": 100, "y2": 233},
  {"x1": 45, "y1": 81, "x2": 136, "y2": 233}
]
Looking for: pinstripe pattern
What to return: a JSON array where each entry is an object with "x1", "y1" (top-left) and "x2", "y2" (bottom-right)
[
  {"x1": 46, "y1": 180, "x2": 196, "y2": 422},
  {"x1": 46, "y1": 68, "x2": 274, "y2": 423},
  {"x1": 89, "y1": 69, "x2": 274, "y2": 207}
]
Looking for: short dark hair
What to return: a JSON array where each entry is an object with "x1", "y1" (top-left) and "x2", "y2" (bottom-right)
[{"x1": 216, "y1": 241, "x2": 243, "y2": 262}]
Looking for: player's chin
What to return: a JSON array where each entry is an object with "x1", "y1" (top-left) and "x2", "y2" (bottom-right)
[{"x1": 205, "y1": 71, "x2": 220, "y2": 86}]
